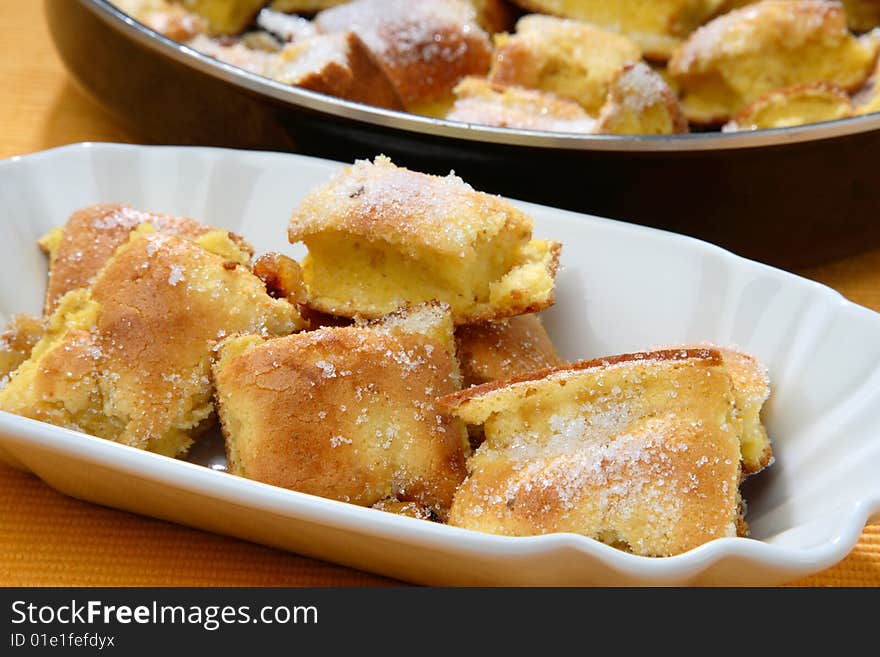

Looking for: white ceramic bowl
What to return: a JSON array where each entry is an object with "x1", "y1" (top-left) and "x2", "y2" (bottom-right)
[{"x1": 1, "y1": 143, "x2": 878, "y2": 586}]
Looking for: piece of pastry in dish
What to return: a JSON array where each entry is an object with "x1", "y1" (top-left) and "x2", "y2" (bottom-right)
[
  {"x1": 506, "y1": 0, "x2": 727, "y2": 61},
  {"x1": 457, "y1": 314, "x2": 564, "y2": 387},
  {"x1": 489, "y1": 15, "x2": 642, "y2": 115},
  {"x1": 722, "y1": 82, "x2": 854, "y2": 131},
  {"x1": 314, "y1": 0, "x2": 493, "y2": 111},
  {"x1": 447, "y1": 77, "x2": 597, "y2": 133},
  {"x1": 212, "y1": 303, "x2": 469, "y2": 519},
  {"x1": 669, "y1": 1, "x2": 880, "y2": 124},
  {"x1": 266, "y1": 32, "x2": 403, "y2": 109},
  {"x1": 0, "y1": 315, "x2": 45, "y2": 388},
  {"x1": 594, "y1": 62, "x2": 689, "y2": 134},
  {"x1": 439, "y1": 348, "x2": 753, "y2": 556},
  {"x1": 0, "y1": 228, "x2": 304, "y2": 457},
  {"x1": 288, "y1": 156, "x2": 561, "y2": 324},
  {"x1": 38, "y1": 204, "x2": 250, "y2": 314}
]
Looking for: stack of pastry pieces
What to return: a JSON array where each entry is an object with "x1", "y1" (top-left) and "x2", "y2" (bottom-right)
[
  {"x1": 211, "y1": 155, "x2": 773, "y2": 554},
  {"x1": 0, "y1": 155, "x2": 773, "y2": 556}
]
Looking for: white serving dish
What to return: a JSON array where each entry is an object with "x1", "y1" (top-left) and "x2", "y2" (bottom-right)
[{"x1": 1, "y1": 143, "x2": 878, "y2": 586}]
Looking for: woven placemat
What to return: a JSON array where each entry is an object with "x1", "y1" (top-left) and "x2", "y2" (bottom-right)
[{"x1": 1, "y1": 464, "x2": 877, "y2": 587}]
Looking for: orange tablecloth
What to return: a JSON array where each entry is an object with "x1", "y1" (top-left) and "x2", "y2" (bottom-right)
[{"x1": 1, "y1": 2, "x2": 878, "y2": 587}]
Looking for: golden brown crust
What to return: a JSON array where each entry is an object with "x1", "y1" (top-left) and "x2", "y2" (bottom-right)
[
  {"x1": 41, "y1": 204, "x2": 251, "y2": 314},
  {"x1": 456, "y1": 314, "x2": 565, "y2": 387},
  {"x1": 440, "y1": 347, "x2": 723, "y2": 412},
  {"x1": 315, "y1": 0, "x2": 493, "y2": 109},
  {"x1": 0, "y1": 231, "x2": 303, "y2": 457},
  {"x1": 445, "y1": 348, "x2": 743, "y2": 556},
  {"x1": 268, "y1": 32, "x2": 404, "y2": 109},
  {"x1": 670, "y1": 1, "x2": 879, "y2": 124},
  {"x1": 489, "y1": 15, "x2": 642, "y2": 115},
  {"x1": 212, "y1": 304, "x2": 468, "y2": 518}
]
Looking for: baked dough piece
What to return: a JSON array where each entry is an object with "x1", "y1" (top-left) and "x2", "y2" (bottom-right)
[
  {"x1": 267, "y1": 32, "x2": 404, "y2": 109},
  {"x1": 288, "y1": 156, "x2": 561, "y2": 324},
  {"x1": 38, "y1": 204, "x2": 250, "y2": 314},
  {"x1": 669, "y1": 1, "x2": 880, "y2": 124},
  {"x1": 594, "y1": 62, "x2": 689, "y2": 134},
  {"x1": 0, "y1": 229, "x2": 304, "y2": 457},
  {"x1": 0, "y1": 315, "x2": 45, "y2": 388},
  {"x1": 439, "y1": 348, "x2": 748, "y2": 556},
  {"x1": 315, "y1": 0, "x2": 493, "y2": 110},
  {"x1": 447, "y1": 77, "x2": 597, "y2": 133},
  {"x1": 489, "y1": 15, "x2": 642, "y2": 115},
  {"x1": 507, "y1": 0, "x2": 727, "y2": 61},
  {"x1": 457, "y1": 314, "x2": 564, "y2": 387},
  {"x1": 723, "y1": 82, "x2": 854, "y2": 131},
  {"x1": 213, "y1": 303, "x2": 469, "y2": 519}
]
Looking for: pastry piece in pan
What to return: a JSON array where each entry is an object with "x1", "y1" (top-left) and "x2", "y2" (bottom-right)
[
  {"x1": 447, "y1": 77, "x2": 598, "y2": 133},
  {"x1": 669, "y1": 1, "x2": 879, "y2": 124},
  {"x1": 723, "y1": 82, "x2": 854, "y2": 131},
  {"x1": 315, "y1": 0, "x2": 493, "y2": 110},
  {"x1": 267, "y1": 31, "x2": 403, "y2": 109},
  {"x1": 489, "y1": 14, "x2": 642, "y2": 115},
  {"x1": 594, "y1": 62, "x2": 689, "y2": 135}
]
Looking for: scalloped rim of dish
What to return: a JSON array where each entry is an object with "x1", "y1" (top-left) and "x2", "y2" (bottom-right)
[
  {"x1": 1, "y1": 142, "x2": 879, "y2": 585},
  {"x1": 78, "y1": 0, "x2": 880, "y2": 153}
]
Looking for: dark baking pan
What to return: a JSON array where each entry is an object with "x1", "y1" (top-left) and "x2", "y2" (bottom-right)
[{"x1": 46, "y1": 0, "x2": 880, "y2": 268}]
